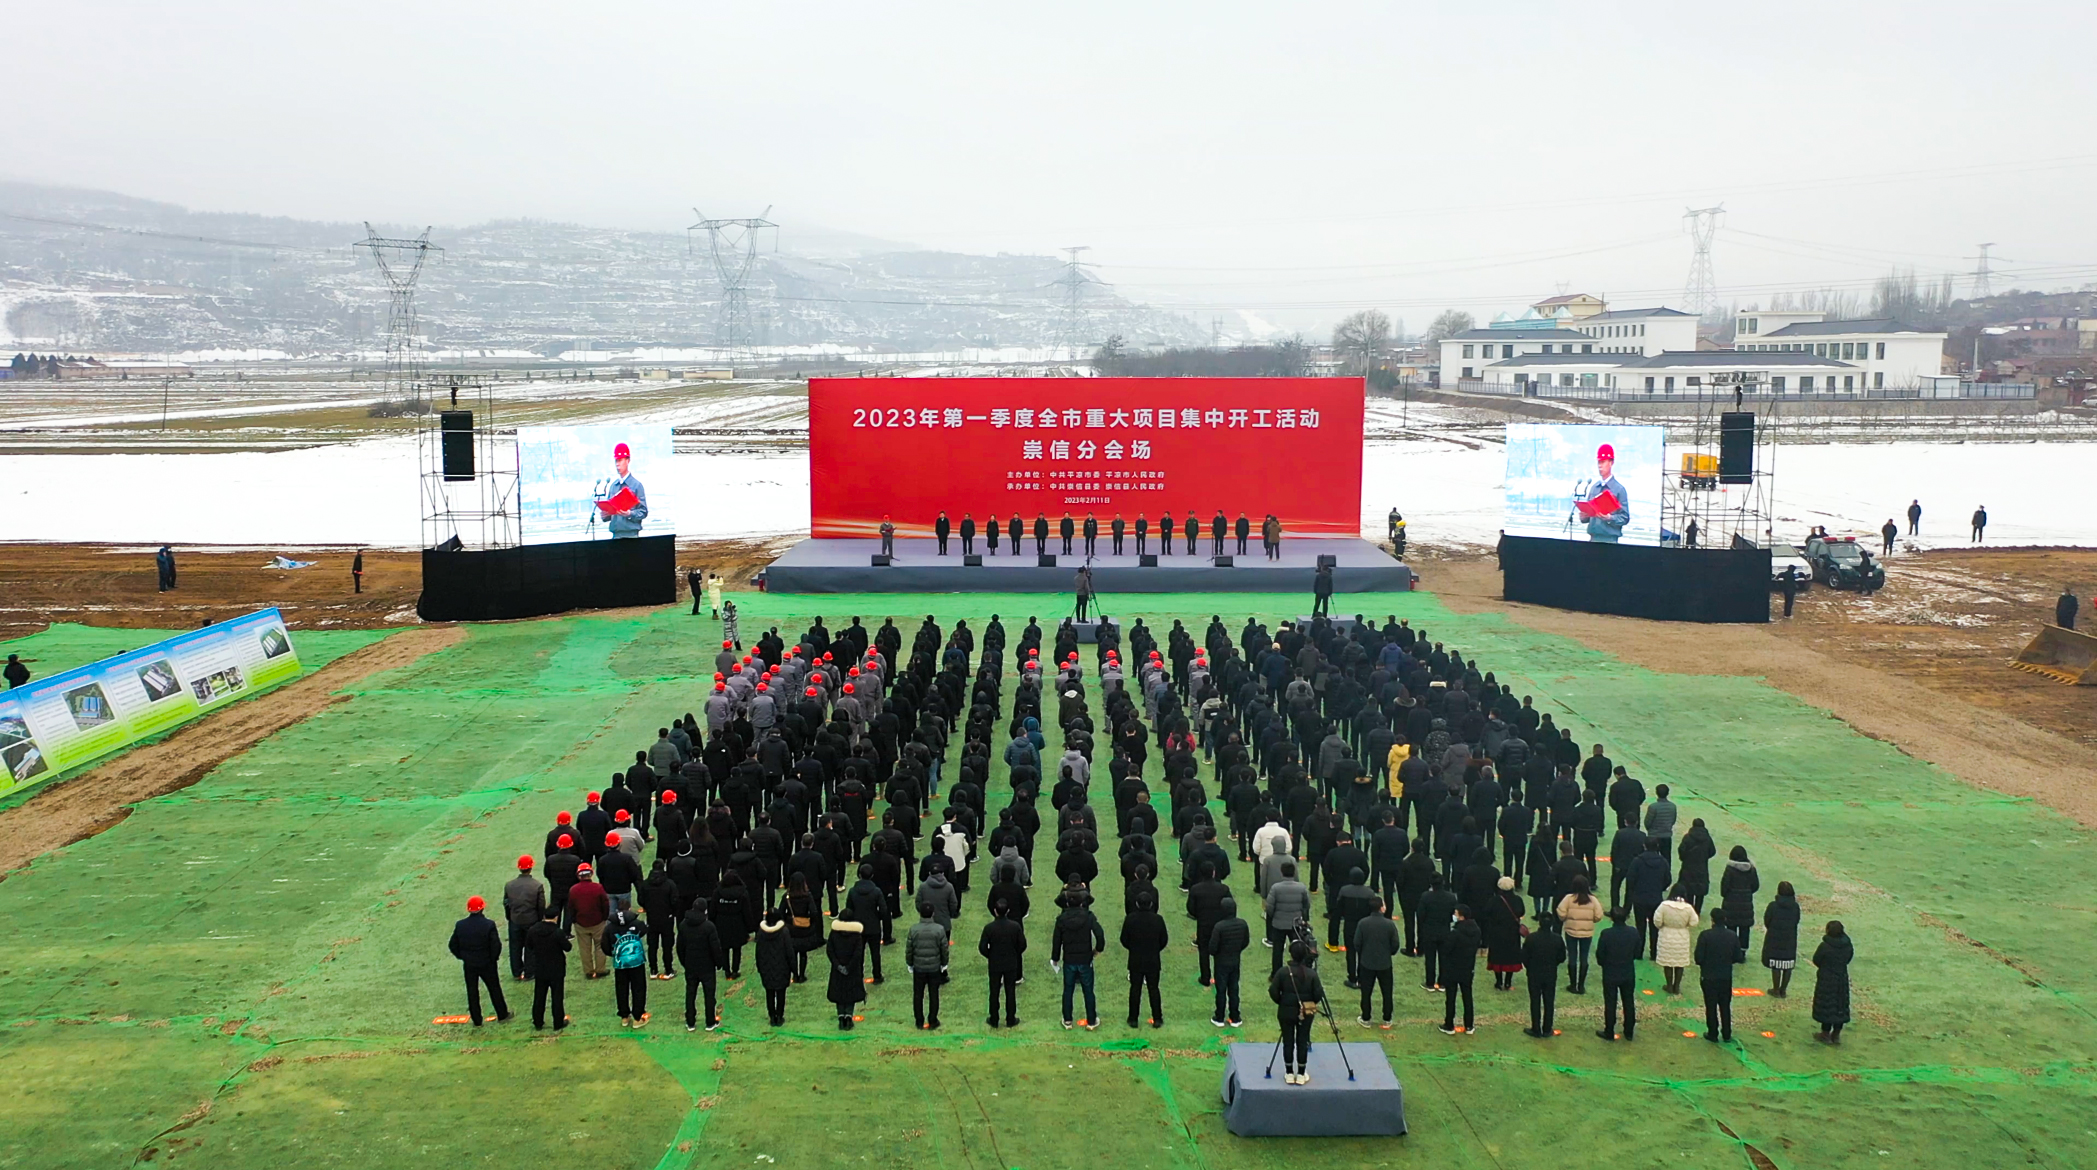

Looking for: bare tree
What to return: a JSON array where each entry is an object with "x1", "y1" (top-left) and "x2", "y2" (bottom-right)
[
  {"x1": 1332, "y1": 309, "x2": 1391, "y2": 374},
  {"x1": 1424, "y1": 309, "x2": 1474, "y2": 342}
]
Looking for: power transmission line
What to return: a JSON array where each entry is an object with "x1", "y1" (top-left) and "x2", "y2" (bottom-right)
[
  {"x1": 688, "y1": 208, "x2": 777, "y2": 369},
  {"x1": 1683, "y1": 205, "x2": 1723, "y2": 314},
  {"x1": 357, "y1": 224, "x2": 440, "y2": 409},
  {"x1": 1052, "y1": 245, "x2": 1095, "y2": 361}
]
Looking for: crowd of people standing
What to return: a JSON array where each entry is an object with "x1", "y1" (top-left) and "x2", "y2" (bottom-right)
[{"x1": 448, "y1": 606, "x2": 1858, "y2": 1070}]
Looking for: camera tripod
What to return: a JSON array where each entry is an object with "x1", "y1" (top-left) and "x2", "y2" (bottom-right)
[{"x1": 1263, "y1": 920, "x2": 1357, "y2": 1082}]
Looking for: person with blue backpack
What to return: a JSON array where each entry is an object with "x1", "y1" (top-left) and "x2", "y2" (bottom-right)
[{"x1": 605, "y1": 904, "x2": 650, "y2": 1028}]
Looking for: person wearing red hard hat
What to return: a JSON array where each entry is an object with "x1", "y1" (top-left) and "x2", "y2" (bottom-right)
[
  {"x1": 448, "y1": 892, "x2": 512, "y2": 1025},
  {"x1": 543, "y1": 810, "x2": 576, "y2": 861},
  {"x1": 502, "y1": 854, "x2": 548, "y2": 981},
  {"x1": 576, "y1": 790, "x2": 612, "y2": 866},
  {"x1": 545, "y1": 832, "x2": 583, "y2": 925},
  {"x1": 1575, "y1": 441, "x2": 1631, "y2": 543},
  {"x1": 601, "y1": 440, "x2": 649, "y2": 538}
]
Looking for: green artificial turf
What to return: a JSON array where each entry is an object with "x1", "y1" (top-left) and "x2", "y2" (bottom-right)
[{"x1": 3, "y1": 589, "x2": 2093, "y2": 1169}]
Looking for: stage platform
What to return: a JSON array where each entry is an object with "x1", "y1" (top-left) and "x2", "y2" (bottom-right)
[
  {"x1": 761, "y1": 537, "x2": 1414, "y2": 594},
  {"x1": 1219, "y1": 1041, "x2": 1407, "y2": 1137}
]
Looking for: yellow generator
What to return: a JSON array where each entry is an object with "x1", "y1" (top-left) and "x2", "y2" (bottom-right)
[{"x1": 1680, "y1": 452, "x2": 1719, "y2": 491}]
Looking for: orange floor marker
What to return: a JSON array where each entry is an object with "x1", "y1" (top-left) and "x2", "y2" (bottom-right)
[
  {"x1": 1641, "y1": 989, "x2": 1655, "y2": 995},
  {"x1": 852, "y1": 1015, "x2": 865, "y2": 1022},
  {"x1": 1682, "y1": 1031, "x2": 1696, "y2": 1038},
  {"x1": 431, "y1": 1014, "x2": 473, "y2": 1024},
  {"x1": 1761, "y1": 1031, "x2": 1775, "y2": 1038},
  {"x1": 1553, "y1": 1029, "x2": 1562, "y2": 1036},
  {"x1": 1731, "y1": 987, "x2": 1766, "y2": 997}
]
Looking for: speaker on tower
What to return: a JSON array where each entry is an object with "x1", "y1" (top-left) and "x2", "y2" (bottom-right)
[
  {"x1": 1719, "y1": 411, "x2": 1755, "y2": 484},
  {"x1": 439, "y1": 411, "x2": 475, "y2": 481}
]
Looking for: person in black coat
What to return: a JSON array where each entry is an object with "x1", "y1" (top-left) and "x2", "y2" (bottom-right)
[
  {"x1": 1694, "y1": 921, "x2": 1740, "y2": 1043},
  {"x1": 448, "y1": 896, "x2": 511, "y2": 1026},
  {"x1": 1269, "y1": 940, "x2": 1325, "y2": 1084},
  {"x1": 1761, "y1": 881, "x2": 1802, "y2": 997},
  {"x1": 980, "y1": 898, "x2": 1029, "y2": 1027},
  {"x1": 677, "y1": 898, "x2": 726, "y2": 1031},
  {"x1": 1397, "y1": 840, "x2": 1438, "y2": 956},
  {"x1": 1521, "y1": 912, "x2": 1567, "y2": 1038},
  {"x1": 1718, "y1": 845, "x2": 1760, "y2": 959},
  {"x1": 1677, "y1": 820, "x2": 1716, "y2": 911},
  {"x1": 1208, "y1": 896, "x2": 1251, "y2": 1026},
  {"x1": 826, "y1": 912, "x2": 869, "y2": 1029},
  {"x1": 1120, "y1": 888, "x2": 1170, "y2": 1027},
  {"x1": 1417, "y1": 877, "x2": 1457, "y2": 989},
  {"x1": 753, "y1": 910, "x2": 793, "y2": 1025},
  {"x1": 1437, "y1": 904, "x2": 1483, "y2": 1034},
  {"x1": 1812, "y1": 920, "x2": 1854, "y2": 1043},
  {"x1": 1593, "y1": 906, "x2": 1640, "y2": 1041},
  {"x1": 845, "y1": 865, "x2": 890, "y2": 984},
  {"x1": 523, "y1": 905, "x2": 571, "y2": 1030}
]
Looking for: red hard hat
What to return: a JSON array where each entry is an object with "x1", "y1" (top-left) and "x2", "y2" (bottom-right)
[
  {"x1": 614, "y1": 809, "x2": 631, "y2": 822},
  {"x1": 713, "y1": 671, "x2": 725, "y2": 680},
  {"x1": 576, "y1": 862, "x2": 592, "y2": 875},
  {"x1": 806, "y1": 686, "x2": 820, "y2": 697},
  {"x1": 843, "y1": 683, "x2": 855, "y2": 693},
  {"x1": 742, "y1": 655, "x2": 752, "y2": 664},
  {"x1": 1597, "y1": 443, "x2": 1615, "y2": 460},
  {"x1": 557, "y1": 833, "x2": 573, "y2": 848},
  {"x1": 587, "y1": 791, "x2": 602, "y2": 802},
  {"x1": 722, "y1": 641, "x2": 732, "y2": 650},
  {"x1": 823, "y1": 652, "x2": 834, "y2": 662},
  {"x1": 661, "y1": 790, "x2": 677, "y2": 804},
  {"x1": 517, "y1": 855, "x2": 534, "y2": 870},
  {"x1": 614, "y1": 442, "x2": 631, "y2": 459},
  {"x1": 756, "y1": 683, "x2": 768, "y2": 692},
  {"x1": 556, "y1": 811, "x2": 573, "y2": 824},
  {"x1": 715, "y1": 683, "x2": 726, "y2": 692},
  {"x1": 606, "y1": 832, "x2": 621, "y2": 847},
  {"x1": 849, "y1": 666, "x2": 860, "y2": 676},
  {"x1": 466, "y1": 895, "x2": 486, "y2": 912},
  {"x1": 1029, "y1": 648, "x2": 1039, "y2": 657}
]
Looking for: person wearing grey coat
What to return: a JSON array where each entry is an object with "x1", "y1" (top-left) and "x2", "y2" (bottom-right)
[
  {"x1": 1262, "y1": 860, "x2": 1312, "y2": 973},
  {"x1": 1643, "y1": 785, "x2": 1678, "y2": 841},
  {"x1": 905, "y1": 908, "x2": 949, "y2": 1028},
  {"x1": 915, "y1": 871, "x2": 961, "y2": 932}
]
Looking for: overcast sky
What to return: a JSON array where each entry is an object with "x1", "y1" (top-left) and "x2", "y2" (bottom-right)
[{"x1": 11, "y1": 1, "x2": 2097, "y2": 333}]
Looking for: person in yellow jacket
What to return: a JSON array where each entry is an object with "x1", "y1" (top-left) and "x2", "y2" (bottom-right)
[{"x1": 1385, "y1": 742, "x2": 1411, "y2": 799}]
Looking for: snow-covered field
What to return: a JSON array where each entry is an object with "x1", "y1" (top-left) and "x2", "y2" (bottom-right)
[{"x1": 3, "y1": 417, "x2": 2087, "y2": 551}]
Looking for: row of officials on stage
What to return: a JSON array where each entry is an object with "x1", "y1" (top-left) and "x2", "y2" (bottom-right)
[{"x1": 880, "y1": 511, "x2": 1288, "y2": 561}]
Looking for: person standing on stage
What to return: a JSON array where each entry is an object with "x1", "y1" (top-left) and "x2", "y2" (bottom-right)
[
  {"x1": 1075, "y1": 566, "x2": 1095, "y2": 623},
  {"x1": 1060, "y1": 512, "x2": 1076, "y2": 555},
  {"x1": 1184, "y1": 513, "x2": 1200, "y2": 559},
  {"x1": 1210, "y1": 509, "x2": 1227, "y2": 556},
  {"x1": 987, "y1": 514, "x2": 1001, "y2": 557},
  {"x1": 1111, "y1": 513, "x2": 1126, "y2": 555},
  {"x1": 1009, "y1": 512, "x2": 1023, "y2": 556},
  {"x1": 1083, "y1": 512, "x2": 1099, "y2": 556},
  {"x1": 1264, "y1": 514, "x2": 1282, "y2": 560},
  {"x1": 1160, "y1": 511, "x2": 1175, "y2": 556},
  {"x1": 1270, "y1": 939, "x2": 1324, "y2": 1084},
  {"x1": 960, "y1": 513, "x2": 976, "y2": 556},
  {"x1": 880, "y1": 516, "x2": 896, "y2": 559},
  {"x1": 1135, "y1": 513, "x2": 1149, "y2": 556},
  {"x1": 1235, "y1": 512, "x2": 1251, "y2": 556},
  {"x1": 934, "y1": 512, "x2": 950, "y2": 555},
  {"x1": 1035, "y1": 512, "x2": 1050, "y2": 556},
  {"x1": 603, "y1": 443, "x2": 649, "y2": 538}
]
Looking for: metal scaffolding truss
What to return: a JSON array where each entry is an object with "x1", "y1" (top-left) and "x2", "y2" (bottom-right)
[{"x1": 419, "y1": 375, "x2": 519, "y2": 551}]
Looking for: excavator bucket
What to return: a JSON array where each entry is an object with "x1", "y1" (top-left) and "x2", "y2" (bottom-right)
[{"x1": 2011, "y1": 625, "x2": 2097, "y2": 685}]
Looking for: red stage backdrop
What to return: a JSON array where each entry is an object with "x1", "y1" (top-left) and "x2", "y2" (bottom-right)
[{"x1": 808, "y1": 377, "x2": 1365, "y2": 538}]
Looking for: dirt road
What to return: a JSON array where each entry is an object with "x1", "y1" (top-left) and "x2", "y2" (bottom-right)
[
  {"x1": 1418, "y1": 546, "x2": 2097, "y2": 827},
  {"x1": 0, "y1": 537, "x2": 793, "y2": 639}
]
